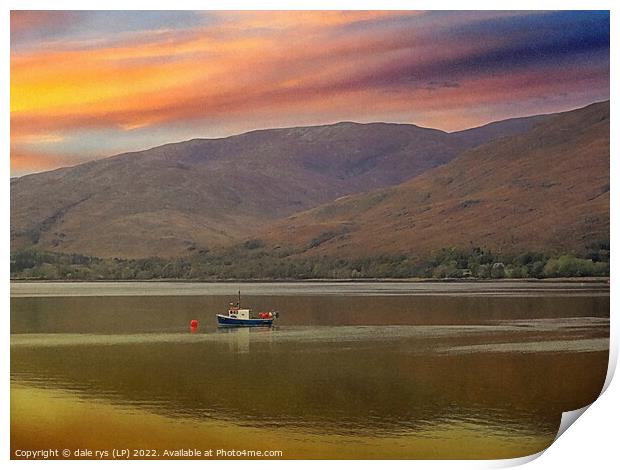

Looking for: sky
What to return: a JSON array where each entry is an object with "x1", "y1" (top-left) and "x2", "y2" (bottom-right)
[{"x1": 10, "y1": 10, "x2": 610, "y2": 176}]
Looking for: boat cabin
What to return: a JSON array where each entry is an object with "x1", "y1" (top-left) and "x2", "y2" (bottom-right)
[{"x1": 227, "y1": 307, "x2": 251, "y2": 320}]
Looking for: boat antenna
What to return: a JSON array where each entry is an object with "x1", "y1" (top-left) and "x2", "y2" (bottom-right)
[{"x1": 238, "y1": 290, "x2": 241, "y2": 308}]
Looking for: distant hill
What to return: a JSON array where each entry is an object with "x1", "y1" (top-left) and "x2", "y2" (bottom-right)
[
  {"x1": 450, "y1": 113, "x2": 554, "y2": 149},
  {"x1": 10, "y1": 113, "x2": 549, "y2": 258},
  {"x1": 261, "y1": 101, "x2": 609, "y2": 258}
]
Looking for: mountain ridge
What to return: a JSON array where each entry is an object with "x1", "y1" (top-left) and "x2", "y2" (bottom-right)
[
  {"x1": 11, "y1": 104, "x2": 601, "y2": 259},
  {"x1": 260, "y1": 101, "x2": 609, "y2": 258},
  {"x1": 14, "y1": 110, "x2": 564, "y2": 179}
]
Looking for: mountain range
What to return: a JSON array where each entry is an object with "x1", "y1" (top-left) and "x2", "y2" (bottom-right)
[
  {"x1": 262, "y1": 101, "x2": 609, "y2": 259},
  {"x1": 10, "y1": 102, "x2": 607, "y2": 261}
]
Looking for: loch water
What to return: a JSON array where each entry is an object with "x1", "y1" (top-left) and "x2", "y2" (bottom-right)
[{"x1": 10, "y1": 281, "x2": 609, "y2": 459}]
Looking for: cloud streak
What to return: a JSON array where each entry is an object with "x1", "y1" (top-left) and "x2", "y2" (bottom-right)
[{"x1": 10, "y1": 10, "x2": 609, "y2": 175}]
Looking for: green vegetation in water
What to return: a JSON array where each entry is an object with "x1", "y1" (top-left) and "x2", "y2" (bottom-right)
[{"x1": 10, "y1": 241, "x2": 609, "y2": 281}]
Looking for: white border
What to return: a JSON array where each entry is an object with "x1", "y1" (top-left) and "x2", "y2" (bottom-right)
[{"x1": 3, "y1": 1, "x2": 616, "y2": 468}]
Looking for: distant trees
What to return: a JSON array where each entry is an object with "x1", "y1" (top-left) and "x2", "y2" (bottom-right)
[
  {"x1": 490, "y1": 263, "x2": 506, "y2": 279},
  {"x1": 543, "y1": 255, "x2": 609, "y2": 278},
  {"x1": 10, "y1": 242, "x2": 610, "y2": 280},
  {"x1": 10, "y1": 249, "x2": 100, "y2": 280}
]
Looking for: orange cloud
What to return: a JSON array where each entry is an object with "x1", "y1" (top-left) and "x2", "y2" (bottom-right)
[
  {"x1": 10, "y1": 11, "x2": 609, "y2": 175},
  {"x1": 9, "y1": 12, "x2": 485, "y2": 139},
  {"x1": 212, "y1": 10, "x2": 418, "y2": 31}
]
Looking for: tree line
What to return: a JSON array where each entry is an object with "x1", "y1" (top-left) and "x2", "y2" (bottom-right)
[{"x1": 10, "y1": 241, "x2": 609, "y2": 281}]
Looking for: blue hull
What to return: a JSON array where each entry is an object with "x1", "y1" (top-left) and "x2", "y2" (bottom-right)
[{"x1": 217, "y1": 315, "x2": 273, "y2": 327}]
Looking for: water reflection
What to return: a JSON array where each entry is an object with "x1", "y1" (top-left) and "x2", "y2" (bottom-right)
[
  {"x1": 10, "y1": 284, "x2": 610, "y2": 459},
  {"x1": 10, "y1": 293, "x2": 610, "y2": 334}
]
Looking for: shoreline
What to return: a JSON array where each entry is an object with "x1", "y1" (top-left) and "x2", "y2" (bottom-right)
[
  {"x1": 9, "y1": 277, "x2": 610, "y2": 284},
  {"x1": 10, "y1": 279, "x2": 610, "y2": 299}
]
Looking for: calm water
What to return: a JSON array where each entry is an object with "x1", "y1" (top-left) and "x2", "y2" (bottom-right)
[{"x1": 11, "y1": 282, "x2": 610, "y2": 459}]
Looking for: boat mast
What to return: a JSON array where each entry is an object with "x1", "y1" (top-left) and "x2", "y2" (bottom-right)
[{"x1": 238, "y1": 290, "x2": 241, "y2": 308}]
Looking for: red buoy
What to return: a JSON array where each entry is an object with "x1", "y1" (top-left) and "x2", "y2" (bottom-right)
[{"x1": 190, "y1": 319, "x2": 198, "y2": 328}]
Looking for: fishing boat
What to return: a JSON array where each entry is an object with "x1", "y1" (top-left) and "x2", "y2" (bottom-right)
[{"x1": 216, "y1": 291, "x2": 279, "y2": 327}]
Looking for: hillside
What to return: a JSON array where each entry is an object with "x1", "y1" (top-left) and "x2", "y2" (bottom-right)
[
  {"x1": 261, "y1": 101, "x2": 609, "y2": 259},
  {"x1": 10, "y1": 115, "x2": 547, "y2": 258}
]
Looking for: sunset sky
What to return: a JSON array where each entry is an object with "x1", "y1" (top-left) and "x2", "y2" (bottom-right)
[{"x1": 10, "y1": 10, "x2": 610, "y2": 176}]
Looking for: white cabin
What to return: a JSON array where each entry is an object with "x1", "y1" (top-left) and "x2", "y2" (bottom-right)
[{"x1": 228, "y1": 308, "x2": 250, "y2": 319}]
